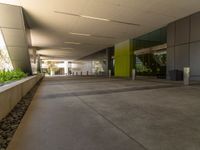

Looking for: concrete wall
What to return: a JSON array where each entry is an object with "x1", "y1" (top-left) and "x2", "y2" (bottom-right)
[
  {"x1": 0, "y1": 3, "x2": 32, "y2": 74},
  {"x1": 0, "y1": 75, "x2": 43, "y2": 120},
  {"x1": 167, "y1": 12, "x2": 200, "y2": 80}
]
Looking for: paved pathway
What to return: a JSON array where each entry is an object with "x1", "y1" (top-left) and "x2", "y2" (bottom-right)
[{"x1": 7, "y1": 77, "x2": 200, "y2": 150}]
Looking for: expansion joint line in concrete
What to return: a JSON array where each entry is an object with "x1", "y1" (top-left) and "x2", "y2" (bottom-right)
[{"x1": 76, "y1": 96, "x2": 149, "y2": 150}]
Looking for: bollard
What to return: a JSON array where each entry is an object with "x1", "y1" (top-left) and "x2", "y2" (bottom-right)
[
  {"x1": 132, "y1": 69, "x2": 136, "y2": 80},
  {"x1": 108, "y1": 70, "x2": 111, "y2": 78},
  {"x1": 76, "y1": 72, "x2": 78, "y2": 76},
  {"x1": 184, "y1": 67, "x2": 190, "y2": 85},
  {"x1": 87, "y1": 71, "x2": 89, "y2": 76},
  {"x1": 81, "y1": 72, "x2": 82, "y2": 76}
]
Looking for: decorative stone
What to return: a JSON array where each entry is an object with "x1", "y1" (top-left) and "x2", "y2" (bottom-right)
[{"x1": 0, "y1": 80, "x2": 41, "y2": 149}]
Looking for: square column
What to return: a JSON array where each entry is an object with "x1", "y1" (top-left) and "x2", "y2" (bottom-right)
[{"x1": 114, "y1": 39, "x2": 135, "y2": 77}]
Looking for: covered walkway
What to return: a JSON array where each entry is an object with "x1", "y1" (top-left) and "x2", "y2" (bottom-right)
[{"x1": 7, "y1": 77, "x2": 200, "y2": 150}]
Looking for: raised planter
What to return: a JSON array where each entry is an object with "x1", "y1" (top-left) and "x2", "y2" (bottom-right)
[{"x1": 0, "y1": 74, "x2": 43, "y2": 120}]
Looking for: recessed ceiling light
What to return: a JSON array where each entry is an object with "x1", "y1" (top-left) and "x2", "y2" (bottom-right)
[
  {"x1": 59, "y1": 47, "x2": 74, "y2": 50},
  {"x1": 80, "y1": 15, "x2": 110, "y2": 22},
  {"x1": 69, "y1": 32, "x2": 116, "y2": 39},
  {"x1": 54, "y1": 11, "x2": 140, "y2": 26},
  {"x1": 64, "y1": 41, "x2": 81, "y2": 45},
  {"x1": 92, "y1": 35, "x2": 115, "y2": 39},
  {"x1": 69, "y1": 32, "x2": 91, "y2": 36}
]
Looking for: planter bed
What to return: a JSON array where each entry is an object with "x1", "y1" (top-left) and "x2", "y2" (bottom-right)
[
  {"x1": 0, "y1": 78, "x2": 42, "y2": 149},
  {"x1": 0, "y1": 75, "x2": 43, "y2": 120}
]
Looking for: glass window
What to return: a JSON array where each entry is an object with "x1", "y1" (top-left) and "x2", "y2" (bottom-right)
[{"x1": 0, "y1": 30, "x2": 13, "y2": 71}]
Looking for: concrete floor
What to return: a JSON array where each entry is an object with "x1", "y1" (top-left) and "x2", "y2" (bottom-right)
[{"x1": 7, "y1": 77, "x2": 200, "y2": 150}]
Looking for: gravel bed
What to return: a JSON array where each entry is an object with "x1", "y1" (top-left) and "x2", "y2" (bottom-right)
[{"x1": 0, "y1": 80, "x2": 42, "y2": 150}]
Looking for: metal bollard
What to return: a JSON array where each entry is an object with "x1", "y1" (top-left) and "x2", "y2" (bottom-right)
[
  {"x1": 184, "y1": 67, "x2": 190, "y2": 85},
  {"x1": 132, "y1": 69, "x2": 136, "y2": 80},
  {"x1": 108, "y1": 70, "x2": 111, "y2": 78},
  {"x1": 87, "y1": 71, "x2": 89, "y2": 76}
]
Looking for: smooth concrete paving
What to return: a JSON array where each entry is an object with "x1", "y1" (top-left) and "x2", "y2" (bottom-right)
[{"x1": 7, "y1": 76, "x2": 200, "y2": 150}]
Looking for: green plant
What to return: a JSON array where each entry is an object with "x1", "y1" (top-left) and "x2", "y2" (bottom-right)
[{"x1": 0, "y1": 69, "x2": 27, "y2": 84}]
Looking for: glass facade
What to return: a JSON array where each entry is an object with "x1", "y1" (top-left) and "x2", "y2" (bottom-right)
[
  {"x1": 0, "y1": 31, "x2": 13, "y2": 71},
  {"x1": 133, "y1": 27, "x2": 167, "y2": 78},
  {"x1": 136, "y1": 51, "x2": 167, "y2": 78}
]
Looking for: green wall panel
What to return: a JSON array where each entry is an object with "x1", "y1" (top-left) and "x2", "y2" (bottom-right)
[{"x1": 114, "y1": 40, "x2": 134, "y2": 77}]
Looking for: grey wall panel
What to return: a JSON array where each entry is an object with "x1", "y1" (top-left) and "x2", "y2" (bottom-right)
[
  {"x1": 8, "y1": 47, "x2": 28, "y2": 60},
  {"x1": 174, "y1": 44, "x2": 189, "y2": 70},
  {"x1": 190, "y1": 76, "x2": 200, "y2": 81},
  {"x1": 1, "y1": 29, "x2": 26, "y2": 47},
  {"x1": 175, "y1": 17, "x2": 190, "y2": 45},
  {"x1": 12, "y1": 60, "x2": 30, "y2": 71},
  {"x1": 167, "y1": 23, "x2": 175, "y2": 47},
  {"x1": 0, "y1": 4, "x2": 24, "y2": 29},
  {"x1": 167, "y1": 11, "x2": 200, "y2": 80},
  {"x1": 190, "y1": 12, "x2": 200, "y2": 42},
  {"x1": 167, "y1": 47, "x2": 175, "y2": 71},
  {"x1": 11, "y1": 60, "x2": 24, "y2": 69},
  {"x1": 190, "y1": 42, "x2": 200, "y2": 76}
]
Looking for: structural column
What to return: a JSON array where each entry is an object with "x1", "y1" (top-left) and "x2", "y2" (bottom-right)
[
  {"x1": 114, "y1": 39, "x2": 135, "y2": 77},
  {"x1": 37, "y1": 54, "x2": 41, "y2": 73}
]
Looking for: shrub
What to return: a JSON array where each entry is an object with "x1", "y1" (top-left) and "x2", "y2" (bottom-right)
[{"x1": 0, "y1": 69, "x2": 27, "y2": 84}]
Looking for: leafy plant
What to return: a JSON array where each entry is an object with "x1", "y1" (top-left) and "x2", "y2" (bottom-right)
[{"x1": 0, "y1": 69, "x2": 27, "y2": 84}]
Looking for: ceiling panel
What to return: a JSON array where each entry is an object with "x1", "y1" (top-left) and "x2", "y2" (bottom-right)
[{"x1": 2, "y1": 0, "x2": 200, "y2": 60}]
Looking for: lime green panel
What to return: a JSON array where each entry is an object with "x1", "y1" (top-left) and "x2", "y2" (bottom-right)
[{"x1": 114, "y1": 40, "x2": 134, "y2": 77}]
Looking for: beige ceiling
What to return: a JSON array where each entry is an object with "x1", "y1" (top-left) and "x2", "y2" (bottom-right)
[{"x1": 1, "y1": 0, "x2": 200, "y2": 60}]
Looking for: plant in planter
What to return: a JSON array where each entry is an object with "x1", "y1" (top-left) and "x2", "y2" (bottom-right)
[{"x1": 0, "y1": 69, "x2": 27, "y2": 85}]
